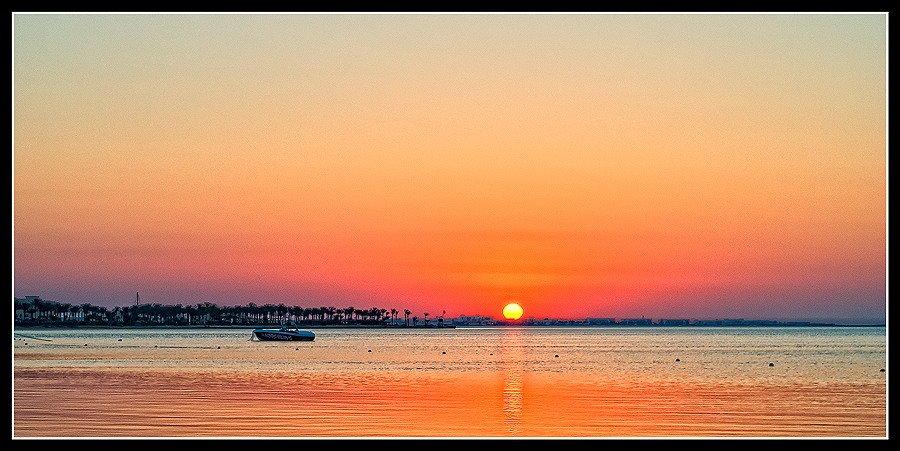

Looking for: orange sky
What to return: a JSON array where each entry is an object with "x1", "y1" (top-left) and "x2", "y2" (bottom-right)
[{"x1": 13, "y1": 13, "x2": 887, "y2": 323}]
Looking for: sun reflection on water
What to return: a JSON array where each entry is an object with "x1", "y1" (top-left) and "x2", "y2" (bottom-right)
[{"x1": 502, "y1": 328, "x2": 525, "y2": 435}]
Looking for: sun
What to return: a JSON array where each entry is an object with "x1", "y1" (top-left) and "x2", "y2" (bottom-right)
[{"x1": 503, "y1": 303, "x2": 524, "y2": 320}]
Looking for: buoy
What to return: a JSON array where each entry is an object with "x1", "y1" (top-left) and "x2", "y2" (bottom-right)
[
  {"x1": 442, "y1": 351, "x2": 446, "y2": 354},
  {"x1": 769, "y1": 363, "x2": 774, "y2": 367},
  {"x1": 675, "y1": 358, "x2": 680, "y2": 362}
]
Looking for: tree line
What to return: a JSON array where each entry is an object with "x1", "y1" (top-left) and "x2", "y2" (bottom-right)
[{"x1": 14, "y1": 297, "x2": 444, "y2": 327}]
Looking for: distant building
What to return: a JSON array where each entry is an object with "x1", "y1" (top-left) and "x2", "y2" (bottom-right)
[
  {"x1": 14, "y1": 296, "x2": 44, "y2": 322},
  {"x1": 449, "y1": 315, "x2": 495, "y2": 326},
  {"x1": 619, "y1": 318, "x2": 653, "y2": 326},
  {"x1": 692, "y1": 319, "x2": 722, "y2": 326},
  {"x1": 586, "y1": 318, "x2": 616, "y2": 325},
  {"x1": 658, "y1": 319, "x2": 690, "y2": 326}
]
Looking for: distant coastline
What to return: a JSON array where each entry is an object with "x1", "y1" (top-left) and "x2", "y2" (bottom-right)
[
  {"x1": 13, "y1": 295, "x2": 885, "y2": 329},
  {"x1": 13, "y1": 320, "x2": 885, "y2": 330}
]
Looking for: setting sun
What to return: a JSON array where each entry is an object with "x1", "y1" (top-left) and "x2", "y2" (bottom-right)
[{"x1": 503, "y1": 303, "x2": 524, "y2": 320}]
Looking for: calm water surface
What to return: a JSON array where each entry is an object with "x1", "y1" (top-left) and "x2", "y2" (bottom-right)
[{"x1": 13, "y1": 326, "x2": 887, "y2": 437}]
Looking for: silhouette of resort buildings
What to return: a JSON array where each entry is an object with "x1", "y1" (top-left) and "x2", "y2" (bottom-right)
[{"x1": 425, "y1": 314, "x2": 839, "y2": 327}]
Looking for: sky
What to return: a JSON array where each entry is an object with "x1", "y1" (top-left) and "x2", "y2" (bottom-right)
[{"x1": 13, "y1": 13, "x2": 887, "y2": 324}]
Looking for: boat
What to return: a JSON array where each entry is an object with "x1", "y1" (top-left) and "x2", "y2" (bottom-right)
[{"x1": 252, "y1": 325, "x2": 315, "y2": 342}]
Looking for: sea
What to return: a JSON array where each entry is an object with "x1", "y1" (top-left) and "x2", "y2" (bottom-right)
[{"x1": 13, "y1": 325, "x2": 887, "y2": 438}]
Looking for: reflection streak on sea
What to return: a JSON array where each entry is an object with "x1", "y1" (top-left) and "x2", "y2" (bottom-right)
[{"x1": 502, "y1": 328, "x2": 525, "y2": 435}]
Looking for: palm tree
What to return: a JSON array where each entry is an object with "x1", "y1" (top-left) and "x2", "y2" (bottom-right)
[
  {"x1": 29, "y1": 298, "x2": 45, "y2": 321},
  {"x1": 424, "y1": 312, "x2": 430, "y2": 327},
  {"x1": 69, "y1": 304, "x2": 80, "y2": 322},
  {"x1": 198, "y1": 302, "x2": 221, "y2": 324},
  {"x1": 289, "y1": 306, "x2": 303, "y2": 324},
  {"x1": 183, "y1": 305, "x2": 197, "y2": 325},
  {"x1": 80, "y1": 303, "x2": 93, "y2": 323},
  {"x1": 404, "y1": 309, "x2": 411, "y2": 327},
  {"x1": 247, "y1": 303, "x2": 262, "y2": 324},
  {"x1": 97, "y1": 305, "x2": 110, "y2": 324},
  {"x1": 368, "y1": 307, "x2": 382, "y2": 324},
  {"x1": 261, "y1": 304, "x2": 276, "y2": 324},
  {"x1": 50, "y1": 302, "x2": 64, "y2": 321}
]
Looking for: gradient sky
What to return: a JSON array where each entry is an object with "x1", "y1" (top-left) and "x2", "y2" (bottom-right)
[{"x1": 13, "y1": 13, "x2": 887, "y2": 323}]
